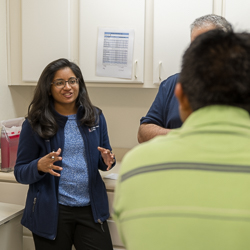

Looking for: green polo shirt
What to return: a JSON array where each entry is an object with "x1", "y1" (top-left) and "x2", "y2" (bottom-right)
[{"x1": 113, "y1": 105, "x2": 250, "y2": 250}]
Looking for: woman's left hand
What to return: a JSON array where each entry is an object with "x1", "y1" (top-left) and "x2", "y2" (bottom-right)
[{"x1": 97, "y1": 147, "x2": 115, "y2": 170}]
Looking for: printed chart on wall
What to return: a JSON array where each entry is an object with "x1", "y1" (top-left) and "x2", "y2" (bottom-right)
[{"x1": 96, "y1": 28, "x2": 135, "y2": 79}]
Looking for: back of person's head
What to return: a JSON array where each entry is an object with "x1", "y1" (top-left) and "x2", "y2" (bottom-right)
[
  {"x1": 191, "y1": 14, "x2": 233, "y2": 32},
  {"x1": 179, "y1": 29, "x2": 250, "y2": 113}
]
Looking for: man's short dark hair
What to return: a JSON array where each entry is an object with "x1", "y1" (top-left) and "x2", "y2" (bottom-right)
[{"x1": 179, "y1": 29, "x2": 250, "y2": 112}]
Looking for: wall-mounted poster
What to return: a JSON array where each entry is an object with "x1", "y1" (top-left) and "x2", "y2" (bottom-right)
[{"x1": 96, "y1": 28, "x2": 135, "y2": 79}]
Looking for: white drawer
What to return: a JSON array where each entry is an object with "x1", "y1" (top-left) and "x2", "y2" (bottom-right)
[
  {"x1": 107, "y1": 191, "x2": 114, "y2": 215},
  {"x1": 23, "y1": 226, "x2": 32, "y2": 236},
  {"x1": 107, "y1": 192, "x2": 125, "y2": 248},
  {"x1": 23, "y1": 235, "x2": 35, "y2": 250},
  {"x1": 108, "y1": 219, "x2": 124, "y2": 247}
]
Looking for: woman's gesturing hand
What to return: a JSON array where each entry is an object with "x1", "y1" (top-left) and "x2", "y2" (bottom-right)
[
  {"x1": 37, "y1": 148, "x2": 63, "y2": 177},
  {"x1": 97, "y1": 147, "x2": 115, "y2": 170}
]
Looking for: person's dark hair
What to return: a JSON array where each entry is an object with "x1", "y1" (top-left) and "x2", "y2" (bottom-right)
[
  {"x1": 179, "y1": 29, "x2": 250, "y2": 112},
  {"x1": 28, "y1": 58, "x2": 101, "y2": 139},
  {"x1": 190, "y1": 14, "x2": 233, "y2": 33}
]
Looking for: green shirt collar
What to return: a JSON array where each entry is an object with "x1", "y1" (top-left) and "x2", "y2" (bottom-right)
[{"x1": 182, "y1": 105, "x2": 250, "y2": 130}]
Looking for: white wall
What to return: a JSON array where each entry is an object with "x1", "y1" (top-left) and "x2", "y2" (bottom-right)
[
  {"x1": 0, "y1": 0, "x2": 158, "y2": 152},
  {"x1": 88, "y1": 87, "x2": 157, "y2": 148}
]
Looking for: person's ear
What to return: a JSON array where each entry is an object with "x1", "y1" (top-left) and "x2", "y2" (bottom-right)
[{"x1": 174, "y1": 82, "x2": 192, "y2": 122}]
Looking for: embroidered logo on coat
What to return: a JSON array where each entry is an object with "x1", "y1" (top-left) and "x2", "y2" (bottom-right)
[{"x1": 89, "y1": 125, "x2": 99, "y2": 132}]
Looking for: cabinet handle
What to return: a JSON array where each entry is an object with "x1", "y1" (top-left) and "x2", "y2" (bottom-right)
[
  {"x1": 134, "y1": 60, "x2": 138, "y2": 79},
  {"x1": 159, "y1": 61, "x2": 162, "y2": 81}
]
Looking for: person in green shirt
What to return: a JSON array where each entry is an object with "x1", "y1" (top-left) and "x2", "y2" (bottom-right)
[{"x1": 113, "y1": 29, "x2": 250, "y2": 250}]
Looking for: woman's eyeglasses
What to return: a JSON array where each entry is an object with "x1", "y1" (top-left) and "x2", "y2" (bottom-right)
[{"x1": 51, "y1": 77, "x2": 79, "y2": 89}]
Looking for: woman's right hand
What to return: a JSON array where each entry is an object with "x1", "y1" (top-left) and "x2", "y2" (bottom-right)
[{"x1": 37, "y1": 148, "x2": 63, "y2": 177}]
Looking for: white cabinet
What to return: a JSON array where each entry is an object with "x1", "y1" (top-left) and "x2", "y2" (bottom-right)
[
  {"x1": 101, "y1": 163, "x2": 125, "y2": 249},
  {"x1": 8, "y1": 0, "x2": 250, "y2": 87},
  {"x1": 153, "y1": 0, "x2": 214, "y2": 84},
  {"x1": 79, "y1": 0, "x2": 145, "y2": 84},
  {"x1": 0, "y1": 202, "x2": 24, "y2": 250},
  {"x1": 21, "y1": 0, "x2": 72, "y2": 82},
  {"x1": 19, "y1": 0, "x2": 146, "y2": 85},
  {"x1": 0, "y1": 179, "x2": 33, "y2": 250},
  {"x1": 224, "y1": 0, "x2": 250, "y2": 32}
]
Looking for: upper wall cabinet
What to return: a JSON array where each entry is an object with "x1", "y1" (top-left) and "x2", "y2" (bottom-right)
[
  {"x1": 79, "y1": 0, "x2": 145, "y2": 84},
  {"x1": 153, "y1": 0, "x2": 214, "y2": 84},
  {"x1": 9, "y1": 0, "x2": 249, "y2": 88},
  {"x1": 21, "y1": 0, "x2": 72, "y2": 82},
  {"x1": 224, "y1": 0, "x2": 250, "y2": 32}
]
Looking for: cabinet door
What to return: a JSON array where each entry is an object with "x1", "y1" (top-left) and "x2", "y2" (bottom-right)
[
  {"x1": 224, "y1": 0, "x2": 250, "y2": 32},
  {"x1": 153, "y1": 0, "x2": 213, "y2": 84},
  {"x1": 22, "y1": 0, "x2": 71, "y2": 82},
  {"x1": 79, "y1": 0, "x2": 145, "y2": 84}
]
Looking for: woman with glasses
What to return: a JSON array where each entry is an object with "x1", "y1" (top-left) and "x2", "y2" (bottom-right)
[{"x1": 14, "y1": 58, "x2": 115, "y2": 250}]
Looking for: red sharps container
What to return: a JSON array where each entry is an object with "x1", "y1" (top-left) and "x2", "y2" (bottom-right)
[{"x1": 1, "y1": 117, "x2": 25, "y2": 172}]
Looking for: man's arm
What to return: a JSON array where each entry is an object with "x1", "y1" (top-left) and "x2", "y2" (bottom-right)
[
  {"x1": 137, "y1": 123, "x2": 171, "y2": 143},
  {"x1": 138, "y1": 74, "x2": 181, "y2": 143}
]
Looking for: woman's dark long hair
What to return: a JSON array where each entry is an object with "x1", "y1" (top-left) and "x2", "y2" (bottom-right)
[{"x1": 28, "y1": 58, "x2": 100, "y2": 139}]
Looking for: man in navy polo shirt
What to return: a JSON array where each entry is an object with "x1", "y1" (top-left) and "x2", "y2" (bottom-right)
[{"x1": 137, "y1": 14, "x2": 232, "y2": 143}]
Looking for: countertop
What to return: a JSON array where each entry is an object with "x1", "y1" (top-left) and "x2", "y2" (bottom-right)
[
  {"x1": 0, "y1": 202, "x2": 24, "y2": 225},
  {"x1": 0, "y1": 162, "x2": 121, "y2": 191}
]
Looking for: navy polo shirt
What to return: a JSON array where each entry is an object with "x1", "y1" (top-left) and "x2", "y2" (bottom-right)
[{"x1": 140, "y1": 73, "x2": 182, "y2": 129}]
